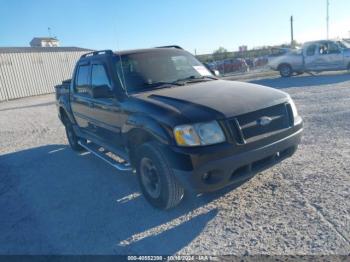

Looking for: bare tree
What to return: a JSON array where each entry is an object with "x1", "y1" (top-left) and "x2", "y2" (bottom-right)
[{"x1": 213, "y1": 47, "x2": 228, "y2": 61}]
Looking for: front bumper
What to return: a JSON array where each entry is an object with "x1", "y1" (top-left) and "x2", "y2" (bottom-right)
[{"x1": 172, "y1": 125, "x2": 302, "y2": 193}]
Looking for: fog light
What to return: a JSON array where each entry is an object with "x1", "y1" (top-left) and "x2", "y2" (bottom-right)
[{"x1": 202, "y1": 170, "x2": 224, "y2": 184}]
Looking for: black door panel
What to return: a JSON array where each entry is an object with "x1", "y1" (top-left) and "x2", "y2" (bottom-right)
[
  {"x1": 70, "y1": 64, "x2": 92, "y2": 132},
  {"x1": 89, "y1": 98, "x2": 122, "y2": 145},
  {"x1": 88, "y1": 63, "x2": 123, "y2": 147},
  {"x1": 70, "y1": 61, "x2": 123, "y2": 147}
]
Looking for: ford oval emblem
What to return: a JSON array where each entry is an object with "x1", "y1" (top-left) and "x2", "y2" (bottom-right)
[{"x1": 258, "y1": 116, "x2": 272, "y2": 126}]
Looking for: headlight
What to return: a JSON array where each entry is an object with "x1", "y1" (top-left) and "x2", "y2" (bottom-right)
[
  {"x1": 288, "y1": 97, "x2": 298, "y2": 118},
  {"x1": 174, "y1": 121, "x2": 226, "y2": 147}
]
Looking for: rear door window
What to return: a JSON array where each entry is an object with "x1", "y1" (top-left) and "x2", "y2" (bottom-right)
[
  {"x1": 75, "y1": 65, "x2": 90, "y2": 95},
  {"x1": 306, "y1": 45, "x2": 316, "y2": 56}
]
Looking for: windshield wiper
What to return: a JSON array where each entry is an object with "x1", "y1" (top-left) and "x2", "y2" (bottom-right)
[
  {"x1": 133, "y1": 76, "x2": 217, "y2": 93},
  {"x1": 150, "y1": 81, "x2": 184, "y2": 87},
  {"x1": 135, "y1": 81, "x2": 184, "y2": 92},
  {"x1": 174, "y1": 75, "x2": 218, "y2": 84},
  {"x1": 147, "y1": 81, "x2": 184, "y2": 89}
]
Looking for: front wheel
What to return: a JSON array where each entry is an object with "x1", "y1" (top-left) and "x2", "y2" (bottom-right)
[
  {"x1": 136, "y1": 142, "x2": 184, "y2": 210},
  {"x1": 279, "y1": 64, "x2": 293, "y2": 77}
]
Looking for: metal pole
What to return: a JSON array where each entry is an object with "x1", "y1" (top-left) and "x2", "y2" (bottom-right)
[
  {"x1": 326, "y1": 0, "x2": 329, "y2": 39},
  {"x1": 290, "y1": 16, "x2": 294, "y2": 47}
]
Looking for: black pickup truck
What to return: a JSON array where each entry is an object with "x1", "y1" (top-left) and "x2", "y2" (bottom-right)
[{"x1": 55, "y1": 46, "x2": 303, "y2": 209}]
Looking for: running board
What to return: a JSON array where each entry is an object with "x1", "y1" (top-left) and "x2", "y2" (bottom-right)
[{"x1": 78, "y1": 141, "x2": 133, "y2": 172}]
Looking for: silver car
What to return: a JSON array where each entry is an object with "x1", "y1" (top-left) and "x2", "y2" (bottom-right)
[{"x1": 269, "y1": 40, "x2": 350, "y2": 77}]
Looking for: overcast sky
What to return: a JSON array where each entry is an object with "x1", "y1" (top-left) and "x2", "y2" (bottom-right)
[{"x1": 1, "y1": 0, "x2": 350, "y2": 54}]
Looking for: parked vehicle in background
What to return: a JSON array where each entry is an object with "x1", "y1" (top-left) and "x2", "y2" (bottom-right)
[
  {"x1": 254, "y1": 56, "x2": 269, "y2": 67},
  {"x1": 244, "y1": 58, "x2": 255, "y2": 69},
  {"x1": 217, "y1": 58, "x2": 249, "y2": 74},
  {"x1": 269, "y1": 40, "x2": 350, "y2": 77},
  {"x1": 205, "y1": 56, "x2": 269, "y2": 75},
  {"x1": 55, "y1": 46, "x2": 302, "y2": 210},
  {"x1": 203, "y1": 62, "x2": 220, "y2": 76}
]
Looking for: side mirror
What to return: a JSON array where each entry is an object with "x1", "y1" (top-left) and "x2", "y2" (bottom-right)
[
  {"x1": 210, "y1": 69, "x2": 220, "y2": 77},
  {"x1": 92, "y1": 85, "x2": 113, "y2": 98}
]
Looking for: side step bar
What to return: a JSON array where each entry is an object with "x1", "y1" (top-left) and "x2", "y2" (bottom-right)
[{"x1": 78, "y1": 141, "x2": 133, "y2": 172}]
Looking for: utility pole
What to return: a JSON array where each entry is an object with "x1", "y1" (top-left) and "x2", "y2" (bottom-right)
[
  {"x1": 290, "y1": 16, "x2": 294, "y2": 47},
  {"x1": 326, "y1": 0, "x2": 329, "y2": 39}
]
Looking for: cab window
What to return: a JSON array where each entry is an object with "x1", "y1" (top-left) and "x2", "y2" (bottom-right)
[
  {"x1": 327, "y1": 42, "x2": 340, "y2": 54},
  {"x1": 75, "y1": 65, "x2": 90, "y2": 95},
  {"x1": 318, "y1": 43, "x2": 328, "y2": 55},
  {"x1": 91, "y1": 64, "x2": 111, "y2": 89},
  {"x1": 306, "y1": 45, "x2": 316, "y2": 56}
]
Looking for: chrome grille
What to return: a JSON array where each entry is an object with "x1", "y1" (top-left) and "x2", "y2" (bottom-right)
[{"x1": 228, "y1": 103, "x2": 291, "y2": 143}]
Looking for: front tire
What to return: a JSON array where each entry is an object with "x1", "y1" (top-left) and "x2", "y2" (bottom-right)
[
  {"x1": 136, "y1": 142, "x2": 184, "y2": 210},
  {"x1": 279, "y1": 64, "x2": 293, "y2": 77}
]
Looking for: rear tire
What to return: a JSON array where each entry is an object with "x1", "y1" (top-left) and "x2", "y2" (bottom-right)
[
  {"x1": 279, "y1": 64, "x2": 293, "y2": 77},
  {"x1": 63, "y1": 117, "x2": 85, "y2": 152},
  {"x1": 136, "y1": 141, "x2": 184, "y2": 210}
]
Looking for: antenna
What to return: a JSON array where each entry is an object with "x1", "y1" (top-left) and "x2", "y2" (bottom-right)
[
  {"x1": 326, "y1": 0, "x2": 329, "y2": 39},
  {"x1": 290, "y1": 16, "x2": 294, "y2": 47},
  {"x1": 114, "y1": 27, "x2": 128, "y2": 95},
  {"x1": 117, "y1": 51, "x2": 128, "y2": 95},
  {"x1": 48, "y1": 27, "x2": 52, "y2": 38}
]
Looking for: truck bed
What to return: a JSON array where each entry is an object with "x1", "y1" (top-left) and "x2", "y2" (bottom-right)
[{"x1": 55, "y1": 79, "x2": 71, "y2": 101}]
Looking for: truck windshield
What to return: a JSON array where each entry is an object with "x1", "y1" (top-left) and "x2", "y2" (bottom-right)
[
  {"x1": 338, "y1": 41, "x2": 350, "y2": 49},
  {"x1": 114, "y1": 49, "x2": 213, "y2": 93}
]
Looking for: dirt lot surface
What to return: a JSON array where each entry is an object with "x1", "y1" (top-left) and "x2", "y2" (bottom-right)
[{"x1": 1, "y1": 72, "x2": 350, "y2": 255}]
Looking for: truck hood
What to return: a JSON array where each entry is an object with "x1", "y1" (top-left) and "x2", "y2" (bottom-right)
[{"x1": 132, "y1": 80, "x2": 289, "y2": 121}]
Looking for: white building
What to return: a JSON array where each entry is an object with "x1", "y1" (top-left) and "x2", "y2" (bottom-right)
[
  {"x1": 30, "y1": 37, "x2": 60, "y2": 47},
  {"x1": 0, "y1": 46, "x2": 92, "y2": 101}
]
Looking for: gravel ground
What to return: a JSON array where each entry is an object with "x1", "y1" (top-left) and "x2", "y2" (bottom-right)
[{"x1": 0, "y1": 72, "x2": 350, "y2": 255}]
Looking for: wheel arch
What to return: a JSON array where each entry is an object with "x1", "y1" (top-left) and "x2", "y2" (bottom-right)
[
  {"x1": 58, "y1": 105, "x2": 76, "y2": 125},
  {"x1": 59, "y1": 106, "x2": 69, "y2": 124},
  {"x1": 278, "y1": 62, "x2": 292, "y2": 71},
  {"x1": 123, "y1": 114, "x2": 173, "y2": 165},
  {"x1": 126, "y1": 128, "x2": 155, "y2": 166}
]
